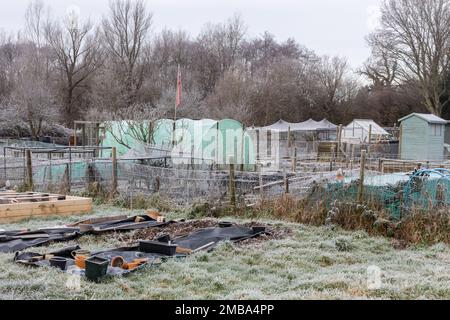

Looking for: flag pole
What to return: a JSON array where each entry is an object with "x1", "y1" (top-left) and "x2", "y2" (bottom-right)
[
  {"x1": 173, "y1": 64, "x2": 181, "y2": 147},
  {"x1": 173, "y1": 100, "x2": 177, "y2": 147}
]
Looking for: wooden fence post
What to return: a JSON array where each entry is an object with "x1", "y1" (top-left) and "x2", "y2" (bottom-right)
[
  {"x1": 330, "y1": 144, "x2": 335, "y2": 171},
  {"x1": 229, "y1": 156, "x2": 236, "y2": 208},
  {"x1": 291, "y1": 147, "x2": 297, "y2": 173},
  {"x1": 73, "y1": 123, "x2": 77, "y2": 146},
  {"x1": 358, "y1": 150, "x2": 366, "y2": 203},
  {"x1": 25, "y1": 150, "x2": 33, "y2": 191},
  {"x1": 111, "y1": 147, "x2": 118, "y2": 196},
  {"x1": 62, "y1": 163, "x2": 70, "y2": 194},
  {"x1": 240, "y1": 123, "x2": 245, "y2": 172},
  {"x1": 350, "y1": 144, "x2": 356, "y2": 170},
  {"x1": 68, "y1": 147, "x2": 72, "y2": 193},
  {"x1": 49, "y1": 152, "x2": 53, "y2": 186},
  {"x1": 259, "y1": 165, "x2": 264, "y2": 200},
  {"x1": 284, "y1": 171, "x2": 289, "y2": 194},
  {"x1": 288, "y1": 126, "x2": 292, "y2": 148}
]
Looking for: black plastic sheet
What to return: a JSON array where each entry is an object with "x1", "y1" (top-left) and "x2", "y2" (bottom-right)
[
  {"x1": 12, "y1": 224, "x2": 266, "y2": 280},
  {"x1": 0, "y1": 215, "x2": 170, "y2": 253},
  {"x1": 173, "y1": 226, "x2": 264, "y2": 250}
]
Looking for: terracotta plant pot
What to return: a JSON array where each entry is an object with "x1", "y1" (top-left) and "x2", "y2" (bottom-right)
[
  {"x1": 111, "y1": 256, "x2": 125, "y2": 268},
  {"x1": 71, "y1": 249, "x2": 91, "y2": 269},
  {"x1": 74, "y1": 255, "x2": 88, "y2": 269}
]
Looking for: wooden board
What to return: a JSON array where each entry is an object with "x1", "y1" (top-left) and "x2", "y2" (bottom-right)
[
  {"x1": 0, "y1": 192, "x2": 66, "y2": 204},
  {"x1": 0, "y1": 195, "x2": 92, "y2": 224}
]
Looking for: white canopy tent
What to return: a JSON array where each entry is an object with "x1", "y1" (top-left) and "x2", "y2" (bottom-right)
[{"x1": 256, "y1": 119, "x2": 337, "y2": 133}]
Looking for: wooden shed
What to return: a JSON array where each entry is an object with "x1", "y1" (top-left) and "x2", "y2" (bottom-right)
[{"x1": 399, "y1": 113, "x2": 447, "y2": 161}]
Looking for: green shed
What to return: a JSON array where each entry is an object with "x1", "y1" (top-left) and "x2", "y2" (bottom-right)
[{"x1": 399, "y1": 113, "x2": 447, "y2": 161}]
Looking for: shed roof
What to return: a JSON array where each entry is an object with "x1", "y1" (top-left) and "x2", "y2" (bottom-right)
[
  {"x1": 347, "y1": 119, "x2": 389, "y2": 135},
  {"x1": 398, "y1": 113, "x2": 448, "y2": 124}
]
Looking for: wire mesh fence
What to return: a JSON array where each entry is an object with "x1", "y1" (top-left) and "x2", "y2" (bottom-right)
[
  {"x1": 0, "y1": 152, "x2": 347, "y2": 204},
  {"x1": 1, "y1": 147, "x2": 450, "y2": 216}
]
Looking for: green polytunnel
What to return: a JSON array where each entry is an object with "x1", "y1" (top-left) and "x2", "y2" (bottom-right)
[
  {"x1": 152, "y1": 119, "x2": 175, "y2": 147},
  {"x1": 203, "y1": 119, "x2": 256, "y2": 170},
  {"x1": 99, "y1": 118, "x2": 257, "y2": 170},
  {"x1": 101, "y1": 120, "x2": 153, "y2": 157}
]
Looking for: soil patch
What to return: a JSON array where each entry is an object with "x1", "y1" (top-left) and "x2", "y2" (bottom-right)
[{"x1": 122, "y1": 219, "x2": 292, "y2": 246}]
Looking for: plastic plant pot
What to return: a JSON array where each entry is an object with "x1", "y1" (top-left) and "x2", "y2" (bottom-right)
[
  {"x1": 218, "y1": 221, "x2": 232, "y2": 228},
  {"x1": 156, "y1": 234, "x2": 171, "y2": 243},
  {"x1": 252, "y1": 226, "x2": 266, "y2": 234},
  {"x1": 49, "y1": 257, "x2": 68, "y2": 271},
  {"x1": 139, "y1": 240, "x2": 177, "y2": 256},
  {"x1": 85, "y1": 256, "x2": 109, "y2": 282}
]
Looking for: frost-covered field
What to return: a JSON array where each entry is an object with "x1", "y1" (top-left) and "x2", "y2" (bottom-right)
[{"x1": 1, "y1": 205, "x2": 450, "y2": 300}]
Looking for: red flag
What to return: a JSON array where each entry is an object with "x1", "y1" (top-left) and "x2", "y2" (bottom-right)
[{"x1": 176, "y1": 64, "x2": 182, "y2": 108}]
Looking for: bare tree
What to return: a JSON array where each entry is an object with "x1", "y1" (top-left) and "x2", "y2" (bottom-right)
[
  {"x1": 6, "y1": 1, "x2": 57, "y2": 138},
  {"x1": 359, "y1": 49, "x2": 398, "y2": 88},
  {"x1": 368, "y1": 0, "x2": 450, "y2": 115},
  {"x1": 9, "y1": 52, "x2": 56, "y2": 138},
  {"x1": 207, "y1": 65, "x2": 254, "y2": 124},
  {"x1": 194, "y1": 14, "x2": 247, "y2": 95},
  {"x1": 102, "y1": 0, "x2": 153, "y2": 108},
  {"x1": 45, "y1": 8, "x2": 103, "y2": 123},
  {"x1": 0, "y1": 32, "x2": 17, "y2": 100},
  {"x1": 315, "y1": 56, "x2": 350, "y2": 115}
]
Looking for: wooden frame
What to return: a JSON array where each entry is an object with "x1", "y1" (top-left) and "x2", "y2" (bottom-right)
[{"x1": 0, "y1": 191, "x2": 92, "y2": 224}]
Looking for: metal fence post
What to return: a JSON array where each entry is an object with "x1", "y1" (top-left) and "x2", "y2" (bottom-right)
[
  {"x1": 111, "y1": 147, "x2": 118, "y2": 196},
  {"x1": 358, "y1": 150, "x2": 366, "y2": 203}
]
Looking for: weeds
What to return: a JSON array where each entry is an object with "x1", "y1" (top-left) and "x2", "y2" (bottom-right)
[
  {"x1": 183, "y1": 192, "x2": 450, "y2": 247},
  {"x1": 74, "y1": 190, "x2": 173, "y2": 212}
]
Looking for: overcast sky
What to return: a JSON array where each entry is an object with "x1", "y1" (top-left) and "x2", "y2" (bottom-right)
[{"x1": 0, "y1": 0, "x2": 382, "y2": 69}]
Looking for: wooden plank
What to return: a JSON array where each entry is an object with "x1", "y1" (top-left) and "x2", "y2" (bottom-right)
[
  {"x1": 0, "y1": 195, "x2": 51, "y2": 199},
  {"x1": 0, "y1": 207, "x2": 92, "y2": 220},
  {"x1": 0, "y1": 210, "x2": 91, "y2": 224},
  {"x1": 0, "y1": 193, "x2": 57, "y2": 198},
  {"x1": 0, "y1": 207, "x2": 92, "y2": 223},
  {"x1": 0, "y1": 193, "x2": 66, "y2": 202},
  {"x1": 0, "y1": 196, "x2": 63, "y2": 204},
  {"x1": 0, "y1": 198, "x2": 92, "y2": 211},
  {"x1": 0, "y1": 195, "x2": 92, "y2": 224},
  {"x1": 0, "y1": 192, "x2": 43, "y2": 196},
  {"x1": 0, "y1": 191, "x2": 65, "y2": 196},
  {"x1": 0, "y1": 202, "x2": 92, "y2": 217},
  {"x1": 0, "y1": 204, "x2": 93, "y2": 218}
]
